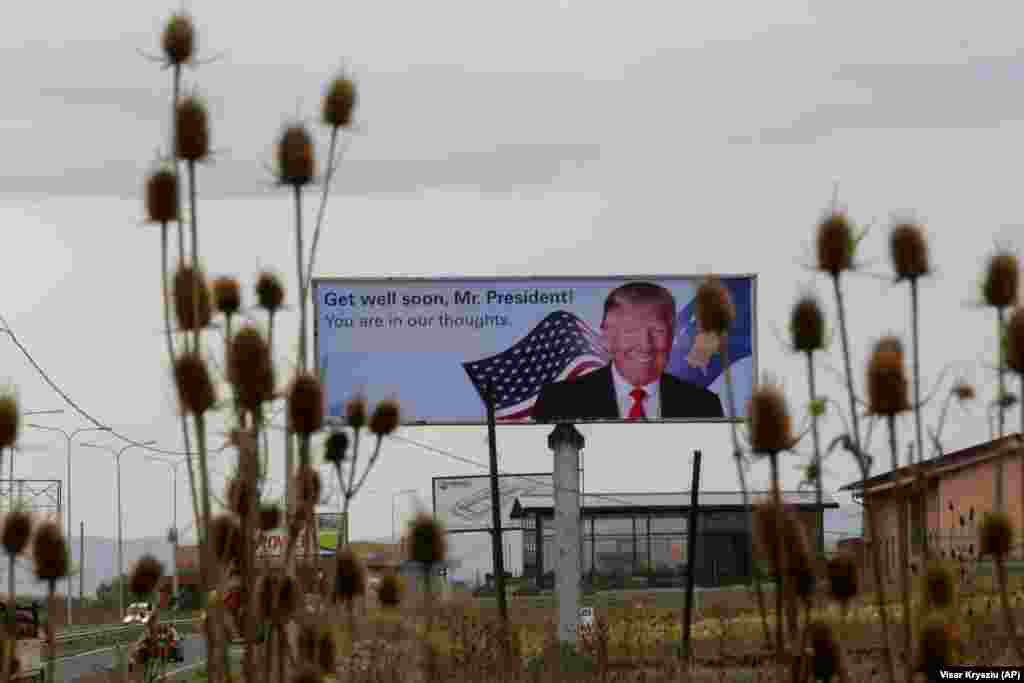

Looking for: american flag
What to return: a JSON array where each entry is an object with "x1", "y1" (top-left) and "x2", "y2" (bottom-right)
[{"x1": 462, "y1": 311, "x2": 610, "y2": 422}]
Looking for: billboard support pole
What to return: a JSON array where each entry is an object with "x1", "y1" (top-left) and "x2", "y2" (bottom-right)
[
  {"x1": 681, "y1": 450, "x2": 702, "y2": 662},
  {"x1": 549, "y1": 422, "x2": 584, "y2": 645},
  {"x1": 484, "y1": 383, "x2": 509, "y2": 633}
]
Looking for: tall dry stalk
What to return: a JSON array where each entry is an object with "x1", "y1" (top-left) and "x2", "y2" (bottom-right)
[
  {"x1": 817, "y1": 208, "x2": 896, "y2": 683},
  {"x1": 982, "y1": 250, "x2": 1018, "y2": 511},
  {"x1": 747, "y1": 381, "x2": 795, "y2": 679},
  {"x1": 695, "y1": 276, "x2": 771, "y2": 648}
]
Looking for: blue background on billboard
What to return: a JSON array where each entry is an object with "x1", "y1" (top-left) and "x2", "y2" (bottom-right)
[{"x1": 315, "y1": 277, "x2": 755, "y2": 424}]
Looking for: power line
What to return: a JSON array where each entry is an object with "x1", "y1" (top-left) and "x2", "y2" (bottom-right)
[{"x1": 0, "y1": 313, "x2": 221, "y2": 457}]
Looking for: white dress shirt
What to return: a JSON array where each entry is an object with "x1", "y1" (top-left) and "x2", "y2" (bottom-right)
[{"x1": 610, "y1": 364, "x2": 661, "y2": 419}]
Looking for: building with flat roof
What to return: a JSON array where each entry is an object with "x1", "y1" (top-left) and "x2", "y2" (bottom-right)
[
  {"x1": 840, "y1": 434, "x2": 1024, "y2": 578},
  {"x1": 510, "y1": 490, "x2": 837, "y2": 589}
]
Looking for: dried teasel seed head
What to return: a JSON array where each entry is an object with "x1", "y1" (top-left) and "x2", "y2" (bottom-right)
[
  {"x1": 129, "y1": 555, "x2": 164, "y2": 597},
  {"x1": 890, "y1": 221, "x2": 931, "y2": 281},
  {"x1": 175, "y1": 95, "x2": 210, "y2": 163},
  {"x1": 874, "y1": 336, "x2": 903, "y2": 356},
  {"x1": 984, "y1": 251, "x2": 1020, "y2": 309},
  {"x1": 295, "y1": 466, "x2": 322, "y2": 508},
  {"x1": 751, "y1": 500, "x2": 814, "y2": 588},
  {"x1": 816, "y1": 212, "x2": 854, "y2": 275},
  {"x1": 334, "y1": 547, "x2": 366, "y2": 602},
  {"x1": 317, "y1": 629, "x2": 337, "y2": 673},
  {"x1": 276, "y1": 574, "x2": 299, "y2": 622},
  {"x1": 173, "y1": 352, "x2": 217, "y2": 415},
  {"x1": 790, "y1": 295, "x2": 826, "y2": 353},
  {"x1": 807, "y1": 621, "x2": 841, "y2": 682},
  {"x1": 291, "y1": 668, "x2": 322, "y2": 683},
  {"x1": 209, "y1": 514, "x2": 242, "y2": 567},
  {"x1": 369, "y1": 399, "x2": 401, "y2": 436},
  {"x1": 161, "y1": 13, "x2": 195, "y2": 66},
  {"x1": 259, "y1": 503, "x2": 281, "y2": 532},
  {"x1": 145, "y1": 166, "x2": 178, "y2": 224},
  {"x1": 408, "y1": 513, "x2": 447, "y2": 567},
  {"x1": 377, "y1": 573, "x2": 403, "y2": 608},
  {"x1": 287, "y1": 372, "x2": 324, "y2": 435},
  {"x1": 867, "y1": 340, "x2": 910, "y2": 416},
  {"x1": 227, "y1": 325, "x2": 275, "y2": 412},
  {"x1": 694, "y1": 276, "x2": 735, "y2": 335},
  {"x1": 32, "y1": 521, "x2": 68, "y2": 582},
  {"x1": 323, "y1": 431, "x2": 349, "y2": 466},
  {"x1": 297, "y1": 622, "x2": 319, "y2": 661},
  {"x1": 173, "y1": 265, "x2": 212, "y2": 332},
  {"x1": 979, "y1": 511, "x2": 1014, "y2": 558},
  {"x1": 826, "y1": 554, "x2": 858, "y2": 603},
  {"x1": 1, "y1": 511, "x2": 32, "y2": 556},
  {"x1": 323, "y1": 76, "x2": 357, "y2": 128},
  {"x1": 923, "y1": 562, "x2": 956, "y2": 609},
  {"x1": 255, "y1": 271, "x2": 285, "y2": 313},
  {"x1": 1007, "y1": 308, "x2": 1024, "y2": 374},
  {"x1": 952, "y1": 381, "x2": 976, "y2": 402},
  {"x1": 257, "y1": 572, "x2": 280, "y2": 621},
  {"x1": 212, "y1": 277, "x2": 241, "y2": 317},
  {"x1": 746, "y1": 384, "x2": 794, "y2": 454},
  {"x1": 0, "y1": 392, "x2": 19, "y2": 450},
  {"x1": 346, "y1": 395, "x2": 368, "y2": 430},
  {"x1": 226, "y1": 478, "x2": 257, "y2": 518},
  {"x1": 918, "y1": 620, "x2": 961, "y2": 674},
  {"x1": 277, "y1": 124, "x2": 316, "y2": 187}
]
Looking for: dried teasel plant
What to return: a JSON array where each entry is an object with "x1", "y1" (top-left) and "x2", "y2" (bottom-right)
[
  {"x1": 811, "y1": 200, "x2": 895, "y2": 683},
  {"x1": 129, "y1": 555, "x2": 165, "y2": 598},
  {"x1": 161, "y1": 12, "x2": 195, "y2": 67},
  {"x1": 983, "y1": 249, "x2": 1020, "y2": 445},
  {"x1": 32, "y1": 521, "x2": 67, "y2": 682}
]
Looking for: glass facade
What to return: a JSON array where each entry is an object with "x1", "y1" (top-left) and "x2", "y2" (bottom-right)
[{"x1": 519, "y1": 507, "x2": 809, "y2": 588}]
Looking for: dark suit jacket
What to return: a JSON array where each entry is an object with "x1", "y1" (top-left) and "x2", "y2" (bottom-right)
[{"x1": 531, "y1": 364, "x2": 724, "y2": 422}]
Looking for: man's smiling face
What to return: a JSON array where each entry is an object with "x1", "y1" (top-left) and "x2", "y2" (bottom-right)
[{"x1": 603, "y1": 302, "x2": 673, "y2": 386}]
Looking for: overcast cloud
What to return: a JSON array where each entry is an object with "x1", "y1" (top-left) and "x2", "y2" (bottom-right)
[{"x1": 1, "y1": 0, "x2": 1023, "y2": 583}]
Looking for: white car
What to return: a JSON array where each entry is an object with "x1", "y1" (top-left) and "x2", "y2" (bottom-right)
[{"x1": 123, "y1": 602, "x2": 153, "y2": 625}]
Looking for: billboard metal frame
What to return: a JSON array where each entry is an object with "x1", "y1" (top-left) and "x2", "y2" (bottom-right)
[
  {"x1": 432, "y1": 472, "x2": 556, "y2": 535},
  {"x1": 312, "y1": 273, "x2": 759, "y2": 427},
  {"x1": 0, "y1": 479, "x2": 62, "y2": 520}
]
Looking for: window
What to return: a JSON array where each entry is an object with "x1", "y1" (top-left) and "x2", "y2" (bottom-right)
[
  {"x1": 650, "y1": 516, "x2": 686, "y2": 534},
  {"x1": 593, "y1": 517, "x2": 634, "y2": 535}
]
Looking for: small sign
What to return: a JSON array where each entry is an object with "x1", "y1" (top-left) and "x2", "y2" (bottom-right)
[{"x1": 579, "y1": 606, "x2": 595, "y2": 628}]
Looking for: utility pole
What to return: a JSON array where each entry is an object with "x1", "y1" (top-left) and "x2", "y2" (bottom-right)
[
  {"x1": 81, "y1": 440, "x2": 156, "y2": 620},
  {"x1": 24, "y1": 422, "x2": 110, "y2": 628}
]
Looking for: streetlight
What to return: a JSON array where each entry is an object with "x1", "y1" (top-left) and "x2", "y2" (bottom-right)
[
  {"x1": 392, "y1": 489, "x2": 417, "y2": 545},
  {"x1": 141, "y1": 454, "x2": 184, "y2": 607},
  {"x1": 81, "y1": 440, "x2": 157, "y2": 620},
  {"x1": 24, "y1": 419, "x2": 109, "y2": 628}
]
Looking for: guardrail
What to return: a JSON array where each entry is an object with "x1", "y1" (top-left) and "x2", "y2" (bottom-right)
[{"x1": 55, "y1": 618, "x2": 199, "y2": 650}]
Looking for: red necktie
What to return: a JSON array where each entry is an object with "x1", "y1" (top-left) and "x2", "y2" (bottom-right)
[{"x1": 628, "y1": 388, "x2": 647, "y2": 420}]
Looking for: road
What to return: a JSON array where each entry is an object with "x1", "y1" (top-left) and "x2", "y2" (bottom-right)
[{"x1": 53, "y1": 636, "x2": 207, "y2": 681}]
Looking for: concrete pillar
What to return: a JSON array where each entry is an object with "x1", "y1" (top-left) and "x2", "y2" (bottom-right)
[{"x1": 549, "y1": 423, "x2": 584, "y2": 644}]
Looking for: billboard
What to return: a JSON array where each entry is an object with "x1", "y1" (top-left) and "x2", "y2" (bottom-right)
[
  {"x1": 313, "y1": 275, "x2": 756, "y2": 426},
  {"x1": 256, "y1": 512, "x2": 347, "y2": 559},
  {"x1": 433, "y1": 473, "x2": 555, "y2": 533}
]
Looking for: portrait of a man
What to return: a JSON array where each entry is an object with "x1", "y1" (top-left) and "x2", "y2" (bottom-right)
[{"x1": 531, "y1": 282, "x2": 724, "y2": 422}]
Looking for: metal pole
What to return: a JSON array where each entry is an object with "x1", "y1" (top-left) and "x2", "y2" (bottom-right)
[
  {"x1": 682, "y1": 450, "x2": 703, "y2": 661},
  {"x1": 65, "y1": 433, "x2": 72, "y2": 628},
  {"x1": 172, "y1": 463, "x2": 179, "y2": 606},
  {"x1": 79, "y1": 521, "x2": 84, "y2": 604},
  {"x1": 116, "y1": 451, "x2": 123, "y2": 621},
  {"x1": 483, "y1": 384, "x2": 508, "y2": 628}
]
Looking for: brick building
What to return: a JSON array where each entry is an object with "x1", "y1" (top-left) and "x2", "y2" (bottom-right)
[{"x1": 839, "y1": 433, "x2": 1024, "y2": 578}]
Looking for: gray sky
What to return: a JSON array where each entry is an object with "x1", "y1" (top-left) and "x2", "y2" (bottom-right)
[{"x1": 1, "y1": 0, "x2": 1021, "y2": 577}]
